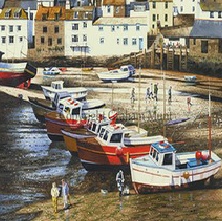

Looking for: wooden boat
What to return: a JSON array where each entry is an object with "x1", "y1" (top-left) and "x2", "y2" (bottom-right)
[
  {"x1": 45, "y1": 98, "x2": 117, "y2": 141},
  {"x1": 130, "y1": 141, "x2": 221, "y2": 193},
  {"x1": 97, "y1": 66, "x2": 131, "y2": 82},
  {"x1": 41, "y1": 81, "x2": 88, "y2": 101},
  {"x1": 43, "y1": 67, "x2": 61, "y2": 75},
  {"x1": 61, "y1": 118, "x2": 115, "y2": 156},
  {"x1": 71, "y1": 123, "x2": 167, "y2": 171},
  {"x1": 0, "y1": 62, "x2": 36, "y2": 88},
  {"x1": 28, "y1": 91, "x2": 105, "y2": 123},
  {"x1": 130, "y1": 93, "x2": 221, "y2": 194}
]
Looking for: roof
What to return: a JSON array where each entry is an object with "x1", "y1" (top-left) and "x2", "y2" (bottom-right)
[
  {"x1": 20, "y1": 0, "x2": 37, "y2": 10},
  {"x1": 103, "y1": 0, "x2": 125, "y2": 6},
  {"x1": 161, "y1": 26, "x2": 192, "y2": 38},
  {"x1": 199, "y1": 0, "x2": 222, "y2": 11},
  {"x1": 190, "y1": 19, "x2": 222, "y2": 39},
  {"x1": 66, "y1": 7, "x2": 94, "y2": 20},
  {"x1": 149, "y1": 0, "x2": 173, "y2": 2},
  {"x1": 3, "y1": 0, "x2": 37, "y2": 9},
  {"x1": 93, "y1": 17, "x2": 148, "y2": 25},
  {"x1": 152, "y1": 142, "x2": 175, "y2": 154},
  {"x1": 35, "y1": 5, "x2": 66, "y2": 21},
  {"x1": 0, "y1": 7, "x2": 28, "y2": 19}
]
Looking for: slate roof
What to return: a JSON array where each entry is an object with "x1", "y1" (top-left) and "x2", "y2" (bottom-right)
[
  {"x1": 0, "y1": 0, "x2": 6, "y2": 8},
  {"x1": 190, "y1": 19, "x2": 222, "y2": 39},
  {"x1": 21, "y1": 0, "x2": 37, "y2": 10}
]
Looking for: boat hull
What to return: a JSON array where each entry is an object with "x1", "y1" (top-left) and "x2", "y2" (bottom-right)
[
  {"x1": 0, "y1": 62, "x2": 36, "y2": 88},
  {"x1": 97, "y1": 71, "x2": 130, "y2": 82},
  {"x1": 76, "y1": 137, "x2": 152, "y2": 171},
  {"x1": 130, "y1": 152, "x2": 221, "y2": 194},
  {"x1": 45, "y1": 112, "x2": 87, "y2": 140}
]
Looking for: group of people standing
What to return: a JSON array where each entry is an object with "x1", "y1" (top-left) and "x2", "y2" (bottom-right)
[{"x1": 50, "y1": 179, "x2": 71, "y2": 213}]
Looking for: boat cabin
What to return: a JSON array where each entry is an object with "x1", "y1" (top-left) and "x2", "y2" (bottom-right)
[
  {"x1": 184, "y1": 76, "x2": 197, "y2": 85},
  {"x1": 51, "y1": 81, "x2": 64, "y2": 90},
  {"x1": 53, "y1": 91, "x2": 71, "y2": 108},
  {"x1": 148, "y1": 142, "x2": 176, "y2": 170},
  {"x1": 88, "y1": 120, "x2": 110, "y2": 135}
]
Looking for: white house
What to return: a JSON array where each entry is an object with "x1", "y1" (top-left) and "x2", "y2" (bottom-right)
[
  {"x1": 0, "y1": 8, "x2": 29, "y2": 60},
  {"x1": 173, "y1": 0, "x2": 198, "y2": 15},
  {"x1": 92, "y1": 17, "x2": 148, "y2": 56}
]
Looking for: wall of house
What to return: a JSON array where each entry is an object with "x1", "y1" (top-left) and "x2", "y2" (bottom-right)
[
  {"x1": 189, "y1": 38, "x2": 222, "y2": 62},
  {"x1": 173, "y1": 0, "x2": 197, "y2": 15},
  {"x1": 34, "y1": 20, "x2": 65, "y2": 57},
  {"x1": 0, "y1": 20, "x2": 28, "y2": 60}
]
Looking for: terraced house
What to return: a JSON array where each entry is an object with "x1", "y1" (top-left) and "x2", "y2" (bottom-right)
[
  {"x1": 34, "y1": 5, "x2": 66, "y2": 57},
  {"x1": 0, "y1": 7, "x2": 30, "y2": 59}
]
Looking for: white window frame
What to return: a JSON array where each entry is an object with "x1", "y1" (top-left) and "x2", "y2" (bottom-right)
[
  {"x1": 72, "y1": 34, "x2": 78, "y2": 43},
  {"x1": 99, "y1": 37, "x2": 104, "y2": 44},
  {"x1": 123, "y1": 38, "x2": 128, "y2": 45}
]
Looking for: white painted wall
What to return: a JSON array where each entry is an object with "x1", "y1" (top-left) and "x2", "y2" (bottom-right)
[
  {"x1": 173, "y1": 0, "x2": 198, "y2": 15},
  {"x1": 0, "y1": 20, "x2": 28, "y2": 59}
]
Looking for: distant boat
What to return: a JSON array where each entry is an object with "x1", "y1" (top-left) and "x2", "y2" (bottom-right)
[
  {"x1": 41, "y1": 81, "x2": 88, "y2": 101},
  {"x1": 97, "y1": 66, "x2": 132, "y2": 82},
  {"x1": 0, "y1": 62, "x2": 36, "y2": 88},
  {"x1": 28, "y1": 91, "x2": 106, "y2": 123},
  {"x1": 184, "y1": 75, "x2": 197, "y2": 85},
  {"x1": 130, "y1": 141, "x2": 221, "y2": 194},
  {"x1": 43, "y1": 67, "x2": 61, "y2": 75}
]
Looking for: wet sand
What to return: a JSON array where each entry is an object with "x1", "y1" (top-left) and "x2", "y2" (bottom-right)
[{"x1": 1, "y1": 68, "x2": 222, "y2": 220}]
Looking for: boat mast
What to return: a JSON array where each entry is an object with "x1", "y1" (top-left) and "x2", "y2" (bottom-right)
[
  {"x1": 137, "y1": 60, "x2": 141, "y2": 133},
  {"x1": 162, "y1": 66, "x2": 166, "y2": 137},
  {"x1": 208, "y1": 91, "x2": 212, "y2": 160}
]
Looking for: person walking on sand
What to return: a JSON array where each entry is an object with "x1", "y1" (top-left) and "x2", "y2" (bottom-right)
[
  {"x1": 150, "y1": 83, "x2": 154, "y2": 99},
  {"x1": 51, "y1": 182, "x2": 60, "y2": 213},
  {"x1": 145, "y1": 87, "x2": 151, "y2": 104},
  {"x1": 116, "y1": 170, "x2": 125, "y2": 197},
  {"x1": 62, "y1": 179, "x2": 70, "y2": 209},
  {"x1": 168, "y1": 86, "x2": 172, "y2": 104},
  {"x1": 187, "y1": 96, "x2": 192, "y2": 112},
  {"x1": 130, "y1": 87, "x2": 136, "y2": 104},
  {"x1": 154, "y1": 83, "x2": 158, "y2": 102}
]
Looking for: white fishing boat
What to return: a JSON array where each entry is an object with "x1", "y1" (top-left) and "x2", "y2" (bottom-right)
[
  {"x1": 43, "y1": 67, "x2": 61, "y2": 75},
  {"x1": 130, "y1": 94, "x2": 221, "y2": 194},
  {"x1": 97, "y1": 66, "x2": 131, "y2": 82},
  {"x1": 41, "y1": 81, "x2": 88, "y2": 101}
]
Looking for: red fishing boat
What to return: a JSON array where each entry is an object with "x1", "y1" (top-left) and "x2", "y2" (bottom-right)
[
  {"x1": 72, "y1": 124, "x2": 167, "y2": 171},
  {"x1": 45, "y1": 98, "x2": 117, "y2": 141},
  {"x1": 0, "y1": 62, "x2": 36, "y2": 89}
]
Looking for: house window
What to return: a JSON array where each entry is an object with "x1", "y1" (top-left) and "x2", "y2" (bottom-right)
[
  {"x1": 9, "y1": 36, "x2": 14, "y2": 43},
  {"x1": 1, "y1": 25, "x2": 5, "y2": 31},
  {"x1": 5, "y1": 9, "x2": 11, "y2": 18},
  {"x1": 218, "y1": 39, "x2": 222, "y2": 53},
  {"x1": 14, "y1": 12, "x2": 20, "y2": 18},
  {"x1": 117, "y1": 38, "x2": 119, "y2": 44},
  {"x1": 55, "y1": 13, "x2": 60, "y2": 21},
  {"x1": 17, "y1": 25, "x2": 21, "y2": 31},
  {"x1": 210, "y1": 11, "x2": 214, "y2": 18},
  {"x1": 152, "y1": 2, "x2": 156, "y2": 9},
  {"x1": 123, "y1": 25, "x2": 128, "y2": 31},
  {"x1": 83, "y1": 34, "x2": 87, "y2": 42},
  {"x1": 54, "y1": 26, "x2": 59, "y2": 33},
  {"x1": 48, "y1": 38, "x2": 52, "y2": 46},
  {"x1": 180, "y1": 6, "x2": 183, "y2": 12},
  {"x1": 74, "y1": 12, "x2": 78, "y2": 19},
  {"x1": 201, "y1": 40, "x2": 208, "y2": 53},
  {"x1": 111, "y1": 25, "x2": 115, "y2": 31},
  {"x1": 83, "y1": 22, "x2": 87, "y2": 28},
  {"x1": 165, "y1": 2, "x2": 168, "y2": 8},
  {"x1": 218, "y1": 11, "x2": 222, "y2": 18},
  {"x1": 123, "y1": 38, "x2": 128, "y2": 45},
  {"x1": 41, "y1": 36, "x2": 45, "y2": 44},
  {"x1": 42, "y1": 13, "x2": 47, "y2": 20},
  {"x1": 1, "y1": 36, "x2": 6, "y2": 44},
  {"x1": 192, "y1": 6, "x2": 195, "y2": 12},
  {"x1": 99, "y1": 37, "x2": 104, "y2": 44},
  {"x1": 132, "y1": 38, "x2": 137, "y2": 45},
  {"x1": 165, "y1": 14, "x2": 168, "y2": 22},
  {"x1": 72, "y1": 23, "x2": 78, "y2": 30},
  {"x1": 57, "y1": 38, "x2": 62, "y2": 44},
  {"x1": 136, "y1": 24, "x2": 140, "y2": 31},
  {"x1": 19, "y1": 36, "x2": 23, "y2": 42},
  {"x1": 72, "y1": 35, "x2": 78, "y2": 42},
  {"x1": 98, "y1": 26, "x2": 103, "y2": 31},
  {"x1": 107, "y1": 5, "x2": 111, "y2": 13},
  {"x1": 43, "y1": 26, "x2": 47, "y2": 33},
  {"x1": 157, "y1": 14, "x2": 159, "y2": 20},
  {"x1": 193, "y1": 39, "x2": 196, "y2": 45},
  {"x1": 116, "y1": 6, "x2": 119, "y2": 13},
  {"x1": 9, "y1": 25, "x2": 13, "y2": 32},
  {"x1": 84, "y1": 12, "x2": 88, "y2": 19},
  {"x1": 153, "y1": 14, "x2": 156, "y2": 22}
]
